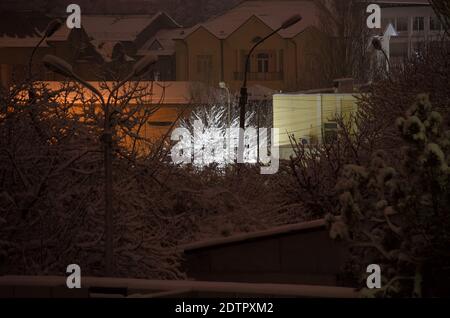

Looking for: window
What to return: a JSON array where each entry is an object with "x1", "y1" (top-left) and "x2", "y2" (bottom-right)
[
  {"x1": 396, "y1": 17, "x2": 409, "y2": 32},
  {"x1": 430, "y1": 16, "x2": 442, "y2": 31},
  {"x1": 149, "y1": 40, "x2": 163, "y2": 51},
  {"x1": 257, "y1": 53, "x2": 269, "y2": 73},
  {"x1": 413, "y1": 17, "x2": 425, "y2": 32},
  {"x1": 196, "y1": 55, "x2": 212, "y2": 75}
]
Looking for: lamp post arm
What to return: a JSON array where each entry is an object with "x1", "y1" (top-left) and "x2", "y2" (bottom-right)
[{"x1": 28, "y1": 35, "x2": 47, "y2": 80}]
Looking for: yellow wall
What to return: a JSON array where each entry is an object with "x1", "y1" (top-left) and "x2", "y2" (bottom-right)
[
  {"x1": 273, "y1": 93, "x2": 359, "y2": 159},
  {"x1": 175, "y1": 18, "x2": 322, "y2": 93}
]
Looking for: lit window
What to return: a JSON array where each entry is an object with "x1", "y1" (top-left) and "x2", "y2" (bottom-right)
[{"x1": 413, "y1": 17, "x2": 425, "y2": 32}]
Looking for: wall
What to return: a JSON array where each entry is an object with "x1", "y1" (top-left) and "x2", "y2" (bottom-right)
[
  {"x1": 183, "y1": 226, "x2": 350, "y2": 286},
  {"x1": 175, "y1": 18, "x2": 320, "y2": 93},
  {"x1": 273, "y1": 93, "x2": 358, "y2": 159}
]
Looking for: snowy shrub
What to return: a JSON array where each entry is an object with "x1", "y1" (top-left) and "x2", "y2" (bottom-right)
[
  {"x1": 0, "y1": 80, "x2": 183, "y2": 279},
  {"x1": 328, "y1": 95, "x2": 450, "y2": 297}
]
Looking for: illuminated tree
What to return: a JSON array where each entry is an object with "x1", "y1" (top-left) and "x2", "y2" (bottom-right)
[{"x1": 177, "y1": 104, "x2": 263, "y2": 168}]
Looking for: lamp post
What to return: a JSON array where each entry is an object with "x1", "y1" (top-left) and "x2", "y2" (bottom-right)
[
  {"x1": 372, "y1": 37, "x2": 391, "y2": 72},
  {"x1": 27, "y1": 19, "x2": 62, "y2": 103},
  {"x1": 237, "y1": 14, "x2": 302, "y2": 164},
  {"x1": 28, "y1": 19, "x2": 63, "y2": 80},
  {"x1": 219, "y1": 81, "x2": 231, "y2": 127},
  {"x1": 43, "y1": 54, "x2": 156, "y2": 276}
]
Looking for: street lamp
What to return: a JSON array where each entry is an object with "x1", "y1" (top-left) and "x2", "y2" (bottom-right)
[
  {"x1": 27, "y1": 19, "x2": 62, "y2": 103},
  {"x1": 237, "y1": 14, "x2": 302, "y2": 163},
  {"x1": 43, "y1": 54, "x2": 156, "y2": 276},
  {"x1": 28, "y1": 19, "x2": 63, "y2": 80}
]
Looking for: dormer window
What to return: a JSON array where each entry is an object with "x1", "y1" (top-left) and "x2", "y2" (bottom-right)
[{"x1": 149, "y1": 40, "x2": 163, "y2": 51}]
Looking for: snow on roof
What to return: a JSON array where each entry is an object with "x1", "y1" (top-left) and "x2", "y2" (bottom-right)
[
  {"x1": 180, "y1": 219, "x2": 327, "y2": 252},
  {"x1": 374, "y1": 0, "x2": 429, "y2": 4},
  {"x1": 138, "y1": 28, "x2": 182, "y2": 56},
  {"x1": 0, "y1": 31, "x2": 71, "y2": 48},
  {"x1": 82, "y1": 12, "x2": 181, "y2": 60},
  {"x1": 81, "y1": 15, "x2": 157, "y2": 42},
  {"x1": 0, "y1": 12, "x2": 71, "y2": 47},
  {"x1": 39, "y1": 81, "x2": 206, "y2": 105},
  {"x1": 0, "y1": 275, "x2": 358, "y2": 298},
  {"x1": 178, "y1": 1, "x2": 318, "y2": 40}
]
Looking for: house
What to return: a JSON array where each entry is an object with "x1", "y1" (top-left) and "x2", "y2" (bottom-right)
[
  {"x1": 173, "y1": 0, "x2": 321, "y2": 92},
  {"x1": 0, "y1": 11, "x2": 181, "y2": 86},
  {"x1": 378, "y1": 1, "x2": 446, "y2": 66}
]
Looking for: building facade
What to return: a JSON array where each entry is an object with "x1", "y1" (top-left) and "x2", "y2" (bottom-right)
[
  {"x1": 174, "y1": 0, "x2": 321, "y2": 93},
  {"x1": 380, "y1": 4, "x2": 446, "y2": 66}
]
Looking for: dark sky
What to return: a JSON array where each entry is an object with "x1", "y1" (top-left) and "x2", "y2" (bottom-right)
[{"x1": 0, "y1": 0, "x2": 242, "y2": 26}]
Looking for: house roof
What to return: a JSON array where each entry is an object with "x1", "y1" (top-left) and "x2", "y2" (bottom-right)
[
  {"x1": 81, "y1": 14, "x2": 159, "y2": 42},
  {"x1": 177, "y1": 0, "x2": 318, "y2": 40},
  {"x1": 82, "y1": 12, "x2": 180, "y2": 61},
  {"x1": 39, "y1": 81, "x2": 208, "y2": 105},
  {"x1": 0, "y1": 12, "x2": 70, "y2": 47},
  {"x1": 0, "y1": 275, "x2": 357, "y2": 298},
  {"x1": 180, "y1": 219, "x2": 327, "y2": 252},
  {"x1": 373, "y1": 0, "x2": 429, "y2": 4},
  {"x1": 137, "y1": 28, "x2": 182, "y2": 56}
]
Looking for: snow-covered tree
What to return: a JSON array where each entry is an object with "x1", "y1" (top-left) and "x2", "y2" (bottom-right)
[
  {"x1": 177, "y1": 104, "x2": 263, "y2": 169},
  {"x1": 328, "y1": 94, "x2": 450, "y2": 297}
]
